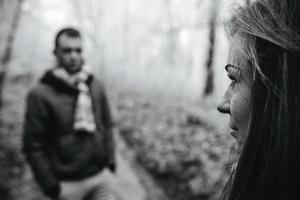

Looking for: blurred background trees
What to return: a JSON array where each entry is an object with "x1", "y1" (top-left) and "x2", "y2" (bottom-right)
[
  {"x1": 17, "y1": 0, "x2": 237, "y2": 103},
  {"x1": 0, "y1": 0, "x2": 244, "y2": 199}
]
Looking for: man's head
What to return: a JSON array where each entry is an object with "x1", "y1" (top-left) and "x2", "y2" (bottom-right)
[{"x1": 54, "y1": 27, "x2": 83, "y2": 74}]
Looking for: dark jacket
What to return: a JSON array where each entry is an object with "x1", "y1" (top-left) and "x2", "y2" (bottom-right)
[{"x1": 23, "y1": 69, "x2": 115, "y2": 199}]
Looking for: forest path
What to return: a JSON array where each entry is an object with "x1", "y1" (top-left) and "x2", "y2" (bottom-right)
[{"x1": 0, "y1": 0, "x2": 168, "y2": 199}]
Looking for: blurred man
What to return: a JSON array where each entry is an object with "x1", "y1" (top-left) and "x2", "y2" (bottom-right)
[{"x1": 23, "y1": 27, "x2": 116, "y2": 200}]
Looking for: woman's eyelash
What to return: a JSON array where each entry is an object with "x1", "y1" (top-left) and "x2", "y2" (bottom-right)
[{"x1": 227, "y1": 73, "x2": 236, "y2": 81}]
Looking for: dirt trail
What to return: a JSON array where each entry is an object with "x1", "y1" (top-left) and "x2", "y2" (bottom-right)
[{"x1": 113, "y1": 133, "x2": 168, "y2": 200}]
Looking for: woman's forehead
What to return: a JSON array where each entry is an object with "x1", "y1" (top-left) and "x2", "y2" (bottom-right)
[
  {"x1": 228, "y1": 35, "x2": 250, "y2": 67},
  {"x1": 228, "y1": 34, "x2": 253, "y2": 81}
]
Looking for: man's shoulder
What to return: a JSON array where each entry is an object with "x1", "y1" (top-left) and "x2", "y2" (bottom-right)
[
  {"x1": 90, "y1": 75, "x2": 102, "y2": 84},
  {"x1": 27, "y1": 82, "x2": 54, "y2": 100},
  {"x1": 90, "y1": 76, "x2": 106, "y2": 91}
]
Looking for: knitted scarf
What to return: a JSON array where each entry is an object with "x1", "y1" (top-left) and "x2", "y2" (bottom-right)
[{"x1": 52, "y1": 66, "x2": 96, "y2": 133}]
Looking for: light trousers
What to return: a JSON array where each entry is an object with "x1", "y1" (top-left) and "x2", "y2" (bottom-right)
[{"x1": 57, "y1": 169, "x2": 114, "y2": 200}]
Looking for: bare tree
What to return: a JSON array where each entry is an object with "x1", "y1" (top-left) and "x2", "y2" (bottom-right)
[
  {"x1": 121, "y1": 0, "x2": 129, "y2": 66},
  {"x1": 0, "y1": 0, "x2": 22, "y2": 107},
  {"x1": 163, "y1": 0, "x2": 178, "y2": 65},
  {"x1": 203, "y1": 0, "x2": 219, "y2": 96}
]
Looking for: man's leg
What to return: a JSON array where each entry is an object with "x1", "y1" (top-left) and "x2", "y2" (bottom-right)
[
  {"x1": 83, "y1": 184, "x2": 113, "y2": 200},
  {"x1": 58, "y1": 180, "x2": 88, "y2": 200},
  {"x1": 83, "y1": 169, "x2": 115, "y2": 200}
]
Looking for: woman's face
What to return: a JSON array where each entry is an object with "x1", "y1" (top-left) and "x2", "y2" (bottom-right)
[{"x1": 217, "y1": 35, "x2": 253, "y2": 155}]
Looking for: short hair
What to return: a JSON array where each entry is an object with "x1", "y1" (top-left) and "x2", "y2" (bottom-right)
[{"x1": 54, "y1": 27, "x2": 81, "y2": 48}]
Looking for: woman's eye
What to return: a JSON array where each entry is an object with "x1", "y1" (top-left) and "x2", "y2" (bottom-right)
[
  {"x1": 227, "y1": 74, "x2": 237, "y2": 82},
  {"x1": 225, "y1": 64, "x2": 240, "y2": 86}
]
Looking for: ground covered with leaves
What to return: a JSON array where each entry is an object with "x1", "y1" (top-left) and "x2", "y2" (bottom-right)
[{"x1": 114, "y1": 91, "x2": 232, "y2": 200}]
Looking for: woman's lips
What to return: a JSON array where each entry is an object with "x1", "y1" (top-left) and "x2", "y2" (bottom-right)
[{"x1": 229, "y1": 120, "x2": 238, "y2": 139}]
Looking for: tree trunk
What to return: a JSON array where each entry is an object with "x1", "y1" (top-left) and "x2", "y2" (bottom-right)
[{"x1": 203, "y1": 0, "x2": 218, "y2": 96}]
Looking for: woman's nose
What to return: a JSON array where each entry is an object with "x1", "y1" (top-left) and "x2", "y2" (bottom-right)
[{"x1": 217, "y1": 91, "x2": 231, "y2": 114}]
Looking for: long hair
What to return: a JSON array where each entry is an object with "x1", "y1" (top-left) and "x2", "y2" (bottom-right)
[{"x1": 222, "y1": 0, "x2": 300, "y2": 199}]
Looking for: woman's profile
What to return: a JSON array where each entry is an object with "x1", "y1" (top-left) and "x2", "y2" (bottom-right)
[{"x1": 217, "y1": 0, "x2": 300, "y2": 199}]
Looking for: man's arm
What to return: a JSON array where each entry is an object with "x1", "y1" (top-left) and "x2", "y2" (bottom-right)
[
  {"x1": 101, "y1": 87, "x2": 116, "y2": 173},
  {"x1": 23, "y1": 90, "x2": 60, "y2": 199}
]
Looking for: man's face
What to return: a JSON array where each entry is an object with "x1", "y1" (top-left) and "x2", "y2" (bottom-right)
[{"x1": 55, "y1": 34, "x2": 83, "y2": 74}]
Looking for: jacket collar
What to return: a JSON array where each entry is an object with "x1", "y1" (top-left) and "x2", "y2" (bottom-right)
[{"x1": 40, "y1": 68, "x2": 93, "y2": 94}]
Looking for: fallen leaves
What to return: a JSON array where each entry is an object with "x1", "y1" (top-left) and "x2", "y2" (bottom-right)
[{"x1": 115, "y1": 92, "x2": 231, "y2": 200}]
